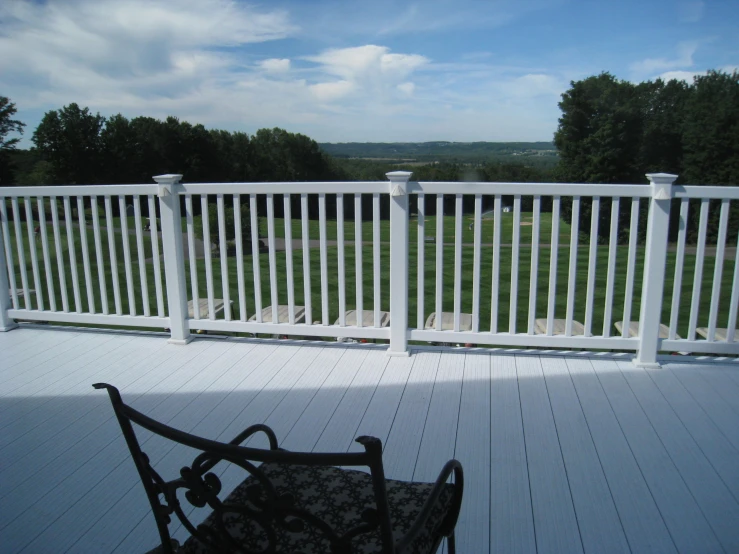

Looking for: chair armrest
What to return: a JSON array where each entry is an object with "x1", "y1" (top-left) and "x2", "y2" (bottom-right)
[
  {"x1": 199, "y1": 424, "x2": 279, "y2": 474},
  {"x1": 228, "y1": 424, "x2": 279, "y2": 450},
  {"x1": 394, "y1": 459, "x2": 464, "y2": 553}
]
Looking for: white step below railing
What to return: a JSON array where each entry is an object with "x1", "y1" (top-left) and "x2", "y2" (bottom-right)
[{"x1": 1, "y1": 172, "x2": 738, "y2": 361}]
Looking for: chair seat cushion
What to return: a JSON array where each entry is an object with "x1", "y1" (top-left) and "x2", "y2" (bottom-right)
[{"x1": 179, "y1": 463, "x2": 454, "y2": 554}]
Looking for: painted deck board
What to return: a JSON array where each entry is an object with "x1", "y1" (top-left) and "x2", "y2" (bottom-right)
[
  {"x1": 617, "y1": 360, "x2": 739, "y2": 551},
  {"x1": 593, "y1": 359, "x2": 723, "y2": 553},
  {"x1": 540, "y1": 356, "x2": 630, "y2": 553},
  {"x1": 565, "y1": 358, "x2": 676, "y2": 553},
  {"x1": 515, "y1": 355, "x2": 583, "y2": 554},
  {"x1": 0, "y1": 327, "x2": 738, "y2": 553},
  {"x1": 488, "y1": 353, "x2": 536, "y2": 554}
]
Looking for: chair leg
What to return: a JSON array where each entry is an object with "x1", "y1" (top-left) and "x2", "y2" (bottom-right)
[{"x1": 447, "y1": 532, "x2": 456, "y2": 554}]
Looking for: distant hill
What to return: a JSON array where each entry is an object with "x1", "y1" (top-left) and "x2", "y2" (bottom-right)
[{"x1": 319, "y1": 141, "x2": 558, "y2": 163}]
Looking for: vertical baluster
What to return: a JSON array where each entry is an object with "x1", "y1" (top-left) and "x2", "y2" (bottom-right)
[
  {"x1": 185, "y1": 195, "x2": 200, "y2": 319},
  {"x1": 472, "y1": 194, "x2": 482, "y2": 333},
  {"x1": 527, "y1": 196, "x2": 541, "y2": 334},
  {"x1": 201, "y1": 194, "x2": 215, "y2": 320},
  {"x1": 62, "y1": 196, "x2": 81, "y2": 312},
  {"x1": 337, "y1": 193, "x2": 346, "y2": 327},
  {"x1": 355, "y1": 193, "x2": 364, "y2": 328},
  {"x1": 217, "y1": 194, "x2": 231, "y2": 321},
  {"x1": 546, "y1": 196, "x2": 561, "y2": 335},
  {"x1": 668, "y1": 199, "x2": 689, "y2": 339},
  {"x1": 727, "y1": 230, "x2": 739, "y2": 343},
  {"x1": 584, "y1": 197, "x2": 600, "y2": 336},
  {"x1": 148, "y1": 195, "x2": 165, "y2": 318},
  {"x1": 11, "y1": 198, "x2": 30, "y2": 309},
  {"x1": 416, "y1": 193, "x2": 425, "y2": 329},
  {"x1": 76, "y1": 196, "x2": 94, "y2": 313},
  {"x1": 37, "y1": 198, "x2": 56, "y2": 312},
  {"x1": 453, "y1": 194, "x2": 463, "y2": 332},
  {"x1": 707, "y1": 199, "x2": 730, "y2": 341},
  {"x1": 267, "y1": 194, "x2": 279, "y2": 324},
  {"x1": 0, "y1": 200, "x2": 18, "y2": 309},
  {"x1": 250, "y1": 194, "x2": 263, "y2": 321},
  {"x1": 118, "y1": 196, "x2": 136, "y2": 315},
  {"x1": 621, "y1": 198, "x2": 640, "y2": 338},
  {"x1": 602, "y1": 198, "x2": 620, "y2": 337},
  {"x1": 300, "y1": 194, "x2": 311, "y2": 325},
  {"x1": 51, "y1": 198, "x2": 68, "y2": 312},
  {"x1": 234, "y1": 194, "x2": 247, "y2": 321},
  {"x1": 24, "y1": 197, "x2": 44, "y2": 310},
  {"x1": 133, "y1": 196, "x2": 150, "y2": 316},
  {"x1": 90, "y1": 197, "x2": 107, "y2": 314},
  {"x1": 318, "y1": 193, "x2": 328, "y2": 326},
  {"x1": 283, "y1": 194, "x2": 295, "y2": 324},
  {"x1": 688, "y1": 198, "x2": 709, "y2": 340},
  {"x1": 104, "y1": 196, "x2": 121, "y2": 315},
  {"x1": 509, "y1": 195, "x2": 521, "y2": 333},
  {"x1": 565, "y1": 197, "x2": 580, "y2": 336},
  {"x1": 435, "y1": 194, "x2": 444, "y2": 331},
  {"x1": 373, "y1": 193, "x2": 381, "y2": 327},
  {"x1": 490, "y1": 195, "x2": 501, "y2": 333}
]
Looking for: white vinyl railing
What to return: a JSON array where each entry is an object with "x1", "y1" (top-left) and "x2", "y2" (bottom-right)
[{"x1": 1, "y1": 172, "x2": 737, "y2": 364}]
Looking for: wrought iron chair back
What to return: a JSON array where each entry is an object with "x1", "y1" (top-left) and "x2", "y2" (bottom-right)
[{"x1": 94, "y1": 383, "x2": 463, "y2": 554}]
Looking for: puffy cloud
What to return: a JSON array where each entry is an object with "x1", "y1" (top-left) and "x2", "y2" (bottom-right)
[
  {"x1": 305, "y1": 45, "x2": 428, "y2": 81},
  {"x1": 397, "y1": 82, "x2": 416, "y2": 96},
  {"x1": 629, "y1": 42, "x2": 698, "y2": 76},
  {"x1": 259, "y1": 58, "x2": 291, "y2": 73}
]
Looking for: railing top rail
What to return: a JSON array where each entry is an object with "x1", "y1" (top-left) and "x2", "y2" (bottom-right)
[
  {"x1": 178, "y1": 181, "x2": 389, "y2": 194},
  {"x1": 674, "y1": 185, "x2": 739, "y2": 199},
  {"x1": 0, "y1": 184, "x2": 159, "y2": 197},
  {"x1": 2, "y1": 181, "x2": 737, "y2": 200}
]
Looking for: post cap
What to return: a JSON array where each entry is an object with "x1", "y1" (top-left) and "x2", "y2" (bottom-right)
[
  {"x1": 385, "y1": 171, "x2": 413, "y2": 182},
  {"x1": 152, "y1": 174, "x2": 183, "y2": 185},
  {"x1": 646, "y1": 173, "x2": 677, "y2": 200}
]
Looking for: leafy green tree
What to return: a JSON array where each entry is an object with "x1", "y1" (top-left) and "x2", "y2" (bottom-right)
[
  {"x1": 0, "y1": 96, "x2": 26, "y2": 184},
  {"x1": 32, "y1": 103, "x2": 105, "y2": 184}
]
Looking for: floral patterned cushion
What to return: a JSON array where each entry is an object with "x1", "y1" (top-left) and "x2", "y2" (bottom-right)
[{"x1": 179, "y1": 463, "x2": 454, "y2": 554}]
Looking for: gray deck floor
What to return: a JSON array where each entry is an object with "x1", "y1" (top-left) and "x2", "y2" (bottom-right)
[{"x1": 1, "y1": 326, "x2": 739, "y2": 553}]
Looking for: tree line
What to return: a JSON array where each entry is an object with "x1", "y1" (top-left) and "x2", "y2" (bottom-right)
[
  {"x1": 1, "y1": 68, "x2": 737, "y2": 243},
  {"x1": 554, "y1": 69, "x2": 739, "y2": 243}
]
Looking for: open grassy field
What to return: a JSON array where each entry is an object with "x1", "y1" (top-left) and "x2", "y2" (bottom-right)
[{"x1": 6, "y1": 211, "x2": 735, "y2": 342}]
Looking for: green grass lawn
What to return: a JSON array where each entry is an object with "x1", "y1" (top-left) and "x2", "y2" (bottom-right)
[{"x1": 6, "y1": 210, "x2": 735, "y2": 342}]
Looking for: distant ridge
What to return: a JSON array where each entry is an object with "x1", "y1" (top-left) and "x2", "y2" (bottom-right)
[{"x1": 319, "y1": 141, "x2": 557, "y2": 162}]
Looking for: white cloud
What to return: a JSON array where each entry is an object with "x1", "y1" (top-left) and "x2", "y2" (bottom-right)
[
  {"x1": 630, "y1": 41, "x2": 698, "y2": 76},
  {"x1": 259, "y1": 58, "x2": 291, "y2": 73},
  {"x1": 305, "y1": 45, "x2": 428, "y2": 81},
  {"x1": 310, "y1": 80, "x2": 355, "y2": 101},
  {"x1": 397, "y1": 82, "x2": 415, "y2": 96}
]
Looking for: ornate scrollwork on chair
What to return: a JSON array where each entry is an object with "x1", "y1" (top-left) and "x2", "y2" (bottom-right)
[{"x1": 94, "y1": 383, "x2": 464, "y2": 554}]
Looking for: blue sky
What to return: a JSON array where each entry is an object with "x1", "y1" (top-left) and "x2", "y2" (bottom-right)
[{"x1": 1, "y1": 0, "x2": 737, "y2": 147}]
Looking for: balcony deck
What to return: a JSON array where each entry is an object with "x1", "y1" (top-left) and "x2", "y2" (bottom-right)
[{"x1": 1, "y1": 325, "x2": 739, "y2": 553}]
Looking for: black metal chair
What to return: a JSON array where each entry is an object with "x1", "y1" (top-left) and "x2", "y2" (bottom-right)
[{"x1": 94, "y1": 383, "x2": 464, "y2": 553}]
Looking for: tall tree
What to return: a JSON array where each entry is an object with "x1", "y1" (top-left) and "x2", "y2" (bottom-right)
[
  {"x1": 0, "y1": 95, "x2": 26, "y2": 183},
  {"x1": 32, "y1": 103, "x2": 105, "y2": 184}
]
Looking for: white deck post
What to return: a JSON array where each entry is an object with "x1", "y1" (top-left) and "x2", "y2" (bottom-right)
[
  {"x1": 0, "y1": 212, "x2": 18, "y2": 332},
  {"x1": 154, "y1": 174, "x2": 192, "y2": 344},
  {"x1": 387, "y1": 171, "x2": 412, "y2": 356},
  {"x1": 635, "y1": 173, "x2": 677, "y2": 367}
]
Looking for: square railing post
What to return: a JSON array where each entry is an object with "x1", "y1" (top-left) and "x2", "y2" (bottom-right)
[
  {"x1": 387, "y1": 171, "x2": 412, "y2": 356},
  {"x1": 0, "y1": 207, "x2": 18, "y2": 332},
  {"x1": 635, "y1": 172, "x2": 677, "y2": 367},
  {"x1": 154, "y1": 174, "x2": 191, "y2": 345}
]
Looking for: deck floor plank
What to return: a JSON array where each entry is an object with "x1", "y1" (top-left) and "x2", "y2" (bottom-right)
[
  {"x1": 593, "y1": 359, "x2": 724, "y2": 553},
  {"x1": 617, "y1": 360, "x2": 739, "y2": 551},
  {"x1": 515, "y1": 355, "x2": 583, "y2": 554},
  {"x1": 452, "y1": 352, "x2": 491, "y2": 554},
  {"x1": 565, "y1": 358, "x2": 676, "y2": 553},
  {"x1": 0, "y1": 328, "x2": 737, "y2": 553},
  {"x1": 488, "y1": 353, "x2": 536, "y2": 554},
  {"x1": 540, "y1": 356, "x2": 630, "y2": 553}
]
